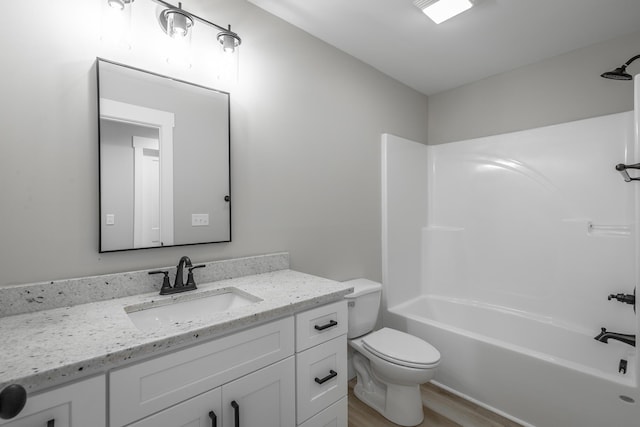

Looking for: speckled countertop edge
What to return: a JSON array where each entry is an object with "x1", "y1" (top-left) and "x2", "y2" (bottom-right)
[{"x1": 0, "y1": 269, "x2": 353, "y2": 395}]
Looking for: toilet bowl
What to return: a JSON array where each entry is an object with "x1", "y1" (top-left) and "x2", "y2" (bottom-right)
[{"x1": 344, "y1": 279, "x2": 440, "y2": 426}]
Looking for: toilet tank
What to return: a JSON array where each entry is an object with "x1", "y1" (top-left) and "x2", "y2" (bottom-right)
[{"x1": 343, "y1": 279, "x2": 382, "y2": 339}]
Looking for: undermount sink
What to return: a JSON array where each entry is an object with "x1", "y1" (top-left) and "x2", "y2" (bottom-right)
[{"x1": 125, "y1": 287, "x2": 261, "y2": 332}]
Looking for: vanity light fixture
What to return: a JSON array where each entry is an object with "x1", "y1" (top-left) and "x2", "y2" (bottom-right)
[
  {"x1": 217, "y1": 28, "x2": 241, "y2": 54},
  {"x1": 160, "y1": 2, "x2": 193, "y2": 38},
  {"x1": 601, "y1": 54, "x2": 640, "y2": 81},
  {"x1": 155, "y1": 0, "x2": 242, "y2": 52},
  {"x1": 103, "y1": 0, "x2": 134, "y2": 50},
  {"x1": 108, "y1": 0, "x2": 134, "y2": 10},
  {"x1": 106, "y1": 0, "x2": 242, "y2": 53},
  {"x1": 414, "y1": 0, "x2": 474, "y2": 24}
]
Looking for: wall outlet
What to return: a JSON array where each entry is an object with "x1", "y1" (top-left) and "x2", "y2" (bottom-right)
[{"x1": 191, "y1": 213, "x2": 209, "y2": 226}]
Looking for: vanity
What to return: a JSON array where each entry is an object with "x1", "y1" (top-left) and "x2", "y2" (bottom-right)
[{"x1": 0, "y1": 254, "x2": 352, "y2": 427}]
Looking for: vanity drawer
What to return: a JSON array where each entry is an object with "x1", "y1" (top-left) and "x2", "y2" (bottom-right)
[
  {"x1": 126, "y1": 387, "x2": 221, "y2": 427},
  {"x1": 298, "y1": 396, "x2": 347, "y2": 427},
  {"x1": 110, "y1": 316, "x2": 294, "y2": 427},
  {"x1": 295, "y1": 301, "x2": 347, "y2": 351},
  {"x1": 296, "y1": 335, "x2": 347, "y2": 424}
]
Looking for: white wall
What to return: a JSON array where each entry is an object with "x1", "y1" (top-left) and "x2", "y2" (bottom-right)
[
  {"x1": 382, "y1": 112, "x2": 637, "y2": 374},
  {"x1": 423, "y1": 113, "x2": 636, "y2": 333},
  {"x1": 428, "y1": 30, "x2": 640, "y2": 145},
  {"x1": 0, "y1": 0, "x2": 428, "y2": 287},
  {"x1": 381, "y1": 134, "x2": 429, "y2": 309}
]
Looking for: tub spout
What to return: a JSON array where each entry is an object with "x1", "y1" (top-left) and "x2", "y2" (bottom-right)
[{"x1": 594, "y1": 328, "x2": 636, "y2": 347}]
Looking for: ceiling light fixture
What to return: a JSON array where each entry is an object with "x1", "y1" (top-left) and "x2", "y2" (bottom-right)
[
  {"x1": 601, "y1": 54, "x2": 640, "y2": 81},
  {"x1": 414, "y1": 0, "x2": 474, "y2": 24}
]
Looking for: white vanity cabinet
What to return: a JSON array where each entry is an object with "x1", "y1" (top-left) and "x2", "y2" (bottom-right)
[
  {"x1": 295, "y1": 301, "x2": 348, "y2": 427},
  {"x1": 0, "y1": 298, "x2": 349, "y2": 427},
  {"x1": 127, "y1": 357, "x2": 295, "y2": 427},
  {"x1": 109, "y1": 301, "x2": 348, "y2": 427},
  {"x1": 110, "y1": 316, "x2": 295, "y2": 427},
  {"x1": 0, "y1": 375, "x2": 106, "y2": 427}
]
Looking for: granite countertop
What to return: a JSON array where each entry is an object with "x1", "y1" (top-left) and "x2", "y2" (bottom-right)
[{"x1": 0, "y1": 269, "x2": 353, "y2": 395}]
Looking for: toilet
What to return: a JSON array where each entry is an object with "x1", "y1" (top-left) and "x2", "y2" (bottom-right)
[{"x1": 344, "y1": 279, "x2": 440, "y2": 426}]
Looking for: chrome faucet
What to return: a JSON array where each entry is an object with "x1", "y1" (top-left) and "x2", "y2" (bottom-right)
[
  {"x1": 594, "y1": 328, "x2": 636, "y2": 347},
  {"x1": 148, "y1": 256, "x2": 205, "y2": 295}
]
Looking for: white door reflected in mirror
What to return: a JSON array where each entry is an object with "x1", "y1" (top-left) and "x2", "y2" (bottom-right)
[{"x1": 133, "y1": 136, "x2": 162, "y2": 248}]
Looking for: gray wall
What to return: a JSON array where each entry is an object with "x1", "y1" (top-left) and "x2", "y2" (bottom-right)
[
  {"x1": 428, "y1": 30, "x2": 640, "y2": 145},
  {"x1": 0, "y1": 0, "x2": 427, "y2": 287}
]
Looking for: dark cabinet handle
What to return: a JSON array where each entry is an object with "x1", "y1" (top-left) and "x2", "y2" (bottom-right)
[
  {"x1": 224, "y1": 195, "x2": 231, "y2": 202},
  {"x1": 0, "y1": 384, "x2": 27, "y2": 420},
  {"x1": 47, "y1": 420, "x2": 55, "y2": 427},
  {"x1": 314, "y1": 320, "x2": 338, "y2": 331},
  {"x1": 231, "y1": 400, "x2": 240, "y2": 427},
  {"x1": 315, "y1": 370, "x2": 338, "y2": 384},
  {"x1": 208, "y1": 411, "x2": 217, "y2": 427}
]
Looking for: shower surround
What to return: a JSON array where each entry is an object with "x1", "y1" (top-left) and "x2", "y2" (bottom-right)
[{"x1": 381, "y1": 83, "x2": 640, "y2": 426}]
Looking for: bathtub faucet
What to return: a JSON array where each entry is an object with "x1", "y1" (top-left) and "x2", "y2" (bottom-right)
[{"x1": 594, "y1": 328, "x2": 636, "y2": 347}]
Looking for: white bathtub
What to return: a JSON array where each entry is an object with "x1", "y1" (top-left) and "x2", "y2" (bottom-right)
[{"x1": 386, "y1": 295, "x2": 639, "y2": 427}]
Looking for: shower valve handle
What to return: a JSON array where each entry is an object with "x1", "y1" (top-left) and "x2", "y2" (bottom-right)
[
  {"x1": 608, "y1": 293, "x2": 635, "y2": 304},
  {"x1": 607, "y1": 288, "x2": 635, "y2": 312}
]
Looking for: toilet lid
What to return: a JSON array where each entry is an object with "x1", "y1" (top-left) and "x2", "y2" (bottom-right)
[{"x1": 362, "y1": 328, "x2": 440, "y2": 368}]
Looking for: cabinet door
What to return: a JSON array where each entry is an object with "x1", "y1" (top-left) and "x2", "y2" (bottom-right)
[
  {"x1": 222, "y1": 357, "x2": 295, "y2": 427},
  {"x1": 128, "y1": 387, "x2": 221, "y2": 427},
  {"x1": 0, "y1": 375, "x2": 105, "y2": 427}
]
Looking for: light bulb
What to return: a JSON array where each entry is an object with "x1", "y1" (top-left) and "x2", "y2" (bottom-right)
[
  {"x1": 108, "y1": 0, "x2": 125, "y2": 10},
  {"x1": 217, "y1": 31, "x2": 241, "y2": 54},
  {"x1": 162, "y1": 7, "x2": 193, "y2": 39}
]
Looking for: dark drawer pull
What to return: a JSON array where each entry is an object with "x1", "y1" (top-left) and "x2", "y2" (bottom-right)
[
  {"x1": 231, "y1": 400, "x2": 240, "y2": 427},
  {"x1": 314, "y1": 320, "x2": 338, "y2": 331},
  {"x1": 209, "y1": 410, "x2": 217, "y2": 427},
  {"x1": 315, "y1": 370, "x2": 338, "y2": 384}
]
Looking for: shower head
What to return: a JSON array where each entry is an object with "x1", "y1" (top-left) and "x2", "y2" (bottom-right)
[
  {"x1": 601, "y1": 54, "x2": 640, "y2": 81},
  {"x1": 601, "y1": 66, "x2": 632, "y2": 80}
]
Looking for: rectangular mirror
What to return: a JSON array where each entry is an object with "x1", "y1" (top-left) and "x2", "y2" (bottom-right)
[{"x1": 97, "y1": 59, "x2": 231, "y2": 252}]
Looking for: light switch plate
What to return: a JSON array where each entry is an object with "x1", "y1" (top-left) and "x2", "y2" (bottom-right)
[
  {"x1": 192, "y1": 213, "x2": 209, "y2": 226},
  {"x1": 106, "y1": 214, "x2": 115, "y2": 225}
]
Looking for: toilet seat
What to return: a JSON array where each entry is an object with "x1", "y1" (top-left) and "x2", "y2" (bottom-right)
[{"x1": 362, "y1": 328, "x2": 440, "y2": 369}]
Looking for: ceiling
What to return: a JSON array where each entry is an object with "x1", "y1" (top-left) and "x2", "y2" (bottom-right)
[{"x1": 246, "y1": 0, "x2": 640, "y2": 95}]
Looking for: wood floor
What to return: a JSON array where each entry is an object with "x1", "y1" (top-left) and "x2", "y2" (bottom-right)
[{"x1": 347, "y1": 380, "x2": 523, "y2": 427}]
